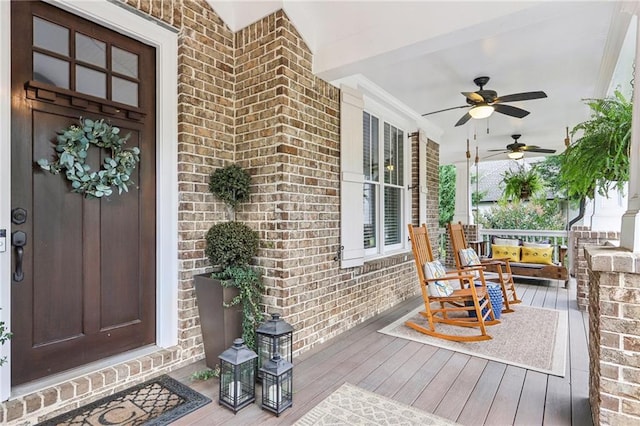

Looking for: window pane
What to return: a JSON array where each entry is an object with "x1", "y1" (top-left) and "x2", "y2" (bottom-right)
[
  {"x1": 363, "y1": 183, "x2": 377, "y2": 249},
  {"x1": 397, "y1": 129, "x2": 404, "y2": 186},
  {"x1": 112, "y1": 76, "x2": 139, "y2": 106},
  {"x1": 363, "y1": 112, "x2": 371, "y2": 180},
  {"x1": 384, "y1": 187, "x2": 401, "y2": 245},
  {"x1": 112, "y1": 46, "x2": 138, "y2": 78},
  {"x1": 76, "y1": 33, "x2": 106, "y2": 67},
  {"x1": 33, "y1": 52, "x2": 69, "y2": 88},
  {"x1": 384, "y1": 123, "x2": 394, "y2": 184},
  {"x1": 363, "y1": 113, "x2": 379, "y2": 182},
  {"x1": 371, "y1": 116, "x2": 379, "y2": 181},
  {"x1": 33, "y1": 17, "x2": 68, "y2": 56},
  {"x1": 76, "y1": 65, "x2": 106, "y2": 98}
]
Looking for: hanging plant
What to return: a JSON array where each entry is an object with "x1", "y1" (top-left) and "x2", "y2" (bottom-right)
[
  {"x1": 37, "y1": 117, "x2": 141, "y2": 198},
  {"x1": 559, "y1": 90, "x2": 632, "y2": 199},
  {"x1": 502, "y1": 163, "x2": 545, "y2": 201}
]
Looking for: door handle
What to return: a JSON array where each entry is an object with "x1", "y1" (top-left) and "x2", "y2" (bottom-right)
[{"x1": 12, "y1": 231, "x2": 27, "y2": 282}]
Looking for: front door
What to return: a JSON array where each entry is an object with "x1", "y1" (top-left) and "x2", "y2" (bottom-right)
[{"x1": 10, "y1": 1, "x2": 156, "y2": 385}]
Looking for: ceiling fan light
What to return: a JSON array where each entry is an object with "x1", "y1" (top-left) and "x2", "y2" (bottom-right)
[
  {"x1": 507, "y1": 151, "x2": 524, "y2": 160},
  {"x1": 469, "y1": 104, "x2": 494, "y2": 119}
]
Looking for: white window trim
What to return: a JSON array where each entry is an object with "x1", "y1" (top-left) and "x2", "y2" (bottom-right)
[
  {"x1": 0, "y1": 0, "x2": 178, "y2": 400},
  {"x1": 363, "y1": 109, "x2": 408, "y2": 257},
  {"x1": 336, "y1": 76, "x2": 443, "y2": 269}
]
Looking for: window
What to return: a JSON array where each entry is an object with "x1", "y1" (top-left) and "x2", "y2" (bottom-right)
[
  {"x1": 362, "y1": 111, "x2": 405, "y2": 255},
  {"x1": 32, "y1": 16, "x2": 140, "y2": 106}
]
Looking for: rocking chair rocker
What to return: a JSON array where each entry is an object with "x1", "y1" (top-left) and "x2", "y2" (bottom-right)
[{"x1": 407, "y1": 224, "x2": 499, "y2": 342}]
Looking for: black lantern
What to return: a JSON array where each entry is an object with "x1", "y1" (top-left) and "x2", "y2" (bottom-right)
[
  {"x1": 218, "y1": 338, "x2": 258, "y2": 413},
  {"x1": 260, "y1": 353, "x2": 293, "y2": 416},
  {"x1": 256, "y1": 313, "x2": 293, "y2": 377}
]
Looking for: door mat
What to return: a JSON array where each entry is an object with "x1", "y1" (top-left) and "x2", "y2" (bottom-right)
[
  {"x1": 378, "y1": 304, "x2": 567, "y2": 377},
  {"x1": 38, "y1": 375, "x2": 210, "y2": 426},
  {"x1": 293, "y1": 382, "x2": 458, "y2": 425}
]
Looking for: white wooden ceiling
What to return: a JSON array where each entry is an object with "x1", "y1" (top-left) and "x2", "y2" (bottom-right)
[{"x1": 209, "y1": 1, "x2": 637, "y2": 165}]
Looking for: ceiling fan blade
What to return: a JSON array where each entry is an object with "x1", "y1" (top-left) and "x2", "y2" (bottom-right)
[
  {"x1": 495, "y1": 91, "x2": 547, "y2": 103},
  {"x1": 487, "y1": 149, "x2": 509, "y2": 152},
  {"x1": 483, "y1": 152, "x2": 506, "y2": 160},
  {"x1": 493, "y1": 103, "x2": 530, "y2": 118},
  {"x1": 462, "y1": 91, "x2": 484, "y2": 103},
  {"x1": 523, "y1": 147, "x2": 556, "y2": 153},
  {"x1": 454, "y1": 112, "x2": 472, "y2": 127},
  {"x1": 421, "y1": 105, "x2": 468, "y2": 116}
]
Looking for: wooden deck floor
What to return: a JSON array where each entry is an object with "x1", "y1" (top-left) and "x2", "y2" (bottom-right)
[{"x1": 170, "y1": 278, "x2": 592, "y2": 425}]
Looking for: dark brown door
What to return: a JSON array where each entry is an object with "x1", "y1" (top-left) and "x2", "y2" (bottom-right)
[{"x1": 10, "y1": 1, "x2": 156, "y2": 385}]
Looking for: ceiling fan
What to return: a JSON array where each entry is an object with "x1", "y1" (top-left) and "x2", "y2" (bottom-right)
[
  {"x1": 487, "y1": 134, "x2": 556, "y2": 160},
  {"x1": 422, "y1": 76, "x2": 547, "y2": 127}
]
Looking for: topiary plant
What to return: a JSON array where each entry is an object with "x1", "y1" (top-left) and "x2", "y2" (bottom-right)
[
  {"x1": 209, "y1": 164, "x2": 251, "y2": 215},
  {"x1": 205, "y1": 221, "x2": 259, "y2": 270}
]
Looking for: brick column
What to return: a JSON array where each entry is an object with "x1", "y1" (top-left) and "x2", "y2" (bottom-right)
[
  {"x1": 570, "y1": 226, "x2": 619, "y2": 310},
  {"x1": 585, "y1": 246, "x2": 640, "y2": 425}
]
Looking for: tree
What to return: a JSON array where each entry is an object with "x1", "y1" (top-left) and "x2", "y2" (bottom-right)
[
  {"x1": 438, "y1": 165, "x2": 455, "y2": 227},
  {"x1": 536, "y1": 156, "x2": 563, "y2": 197}
]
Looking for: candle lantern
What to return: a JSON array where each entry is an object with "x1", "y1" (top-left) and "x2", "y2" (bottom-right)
[
  {"x1": 260, "y1": 353, "x2": 293, "y2": 416},
  {"x1": 256, "y1": 313, "x2": 293, "y2": 378},
  {"x1": 218, "y1": 338, "x2": 258, "y2": 413}
]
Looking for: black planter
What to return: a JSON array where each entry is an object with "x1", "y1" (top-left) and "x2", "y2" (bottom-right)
[{"x1": 194, "y1": 273, "x2": 243, "y2": 369}]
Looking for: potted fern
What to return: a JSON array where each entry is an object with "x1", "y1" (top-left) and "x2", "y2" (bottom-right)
[
  {"x1": 502, "y1": 163, "x2": 545, "y2": 201},
  {"x1": 559, "y1": 90, "x2": 632, "y2": 199},
  {"x1": 194, "y1": 164, "x2": 265, "y2": 369}
]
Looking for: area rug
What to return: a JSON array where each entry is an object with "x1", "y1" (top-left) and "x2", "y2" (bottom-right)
[
  {"x1": 378, "y1": 304, "x2": 567, "y2": 377},
  {"x1": 293, "y1": 382, "x2": 457, "y2": 425},
  {"x1": 38, "y1": 375, "x2": 210, "y2": 426}
]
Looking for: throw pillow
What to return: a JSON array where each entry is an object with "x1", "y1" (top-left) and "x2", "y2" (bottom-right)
[
  {"x1": 522, "y1": 241, "x2": 552, "y2": 248},
  {"x1": 494, "y1": 237, "x2": 521, "y2": 246},
  {"x1": 459, "y1": 248, "x2": 481, "y2": 266},
  {"x1": 491, "y1": 244, "x2": 521, "y2": 262},
  {"x1": 423, "y1": 260, "x2": 455, "y2": 297},
  {"x1": 458, "y1": 248, "x2": 481, "y2": 278},
  {"x1": 521, "y1": 246, "x2": 554, "y2": 264}
]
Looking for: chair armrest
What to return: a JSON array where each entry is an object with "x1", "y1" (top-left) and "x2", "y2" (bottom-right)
[{"x1": 423, "y1": 273, "x2": 475, "y2": 282}]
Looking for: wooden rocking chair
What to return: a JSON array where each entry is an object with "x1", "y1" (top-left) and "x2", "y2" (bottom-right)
[
  {"x1": 447, "y1": 222, "x2": 521, "y2": 313},
  {"x1": 407, "y1": 224, "x2": 499, "y2": 342}
]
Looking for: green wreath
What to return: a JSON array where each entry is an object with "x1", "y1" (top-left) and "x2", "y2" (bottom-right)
[{"x1": 37, "y1": 117, "x2": 141, "y2": 198}]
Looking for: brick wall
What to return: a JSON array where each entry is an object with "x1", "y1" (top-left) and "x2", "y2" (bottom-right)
[
  {"x1": 2, "y1": 2, "x2": 441, "y2": 424},
  {"x1": 586, "y1": 246, "x2": 640, "y2": 426},
  {"x1": 570, "y1": 226, "x2": 620, "y2": 310}
]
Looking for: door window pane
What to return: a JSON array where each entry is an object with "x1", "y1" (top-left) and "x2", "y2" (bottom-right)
[
  {"x1": 363, "y1": 183, "x2": 377, "y2": 249},
  {"x1": 75, "y1": 33, "x2": 106, "y2": 67},
  {"x1": 76, "y1": 65, "x2": 106, "y2": 98},
  {"x1": 33, "y1": 52, "x2": 69, "y2": 88},
  {"x1": 384, "y1": 187, "x2": 401, "y2": 245},
  {"x1": 112, "y1": 76, "x2": 139, "y2": 106},
  {"x1": 112, "y1": 46, "x2": 138, "y2": 78},
  {"x1": 33, "y1": 17, "x2": 68, "y2": 56}
]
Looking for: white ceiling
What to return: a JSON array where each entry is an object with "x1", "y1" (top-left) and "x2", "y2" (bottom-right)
[{"x1": 208, "y1": 1, "x2": 637, "y2": 165}]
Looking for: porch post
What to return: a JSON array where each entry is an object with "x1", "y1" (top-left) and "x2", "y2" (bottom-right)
[
  {"x1": 452, "y1": 162, "x2": 473, "y2": 224},
  {"x1": 620, "y1": 13, "x2": 640, "y2": 252}
]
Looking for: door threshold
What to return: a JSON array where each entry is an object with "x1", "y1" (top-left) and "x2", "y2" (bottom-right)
[{"x1": 11, "y1": 345, "x2": 159, "y2": 398}]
